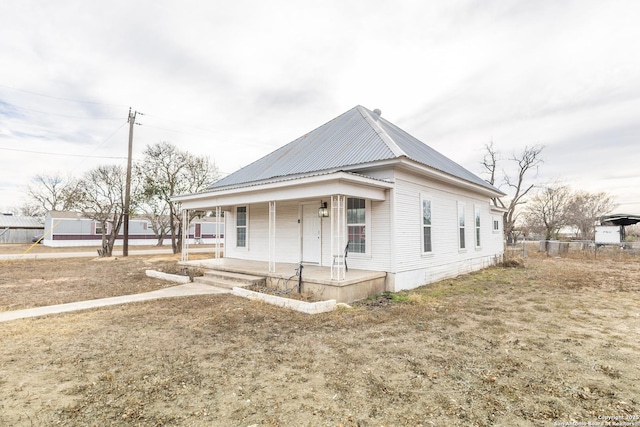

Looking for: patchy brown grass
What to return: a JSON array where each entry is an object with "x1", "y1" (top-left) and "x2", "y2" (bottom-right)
[
  {"x1": 0, "y1": 252, "x2": 214, "y2": 312},
  {"x1": 1, "y1": 246, "x2": 639, "y2": 426}
]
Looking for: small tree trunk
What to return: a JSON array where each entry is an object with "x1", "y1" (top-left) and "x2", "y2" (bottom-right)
[
  {"x1": 175, "y1": 221, "x2": 182, "y2": 254},
  {"x1": 169, "y1": 207, "x2": 178, "y2": 254},
  {"x1": 99, "y1": 222, "x2": 110, "y2": 257},
  {"x1": 104, "y1": 227, "x2": 117, "y2": 257}
]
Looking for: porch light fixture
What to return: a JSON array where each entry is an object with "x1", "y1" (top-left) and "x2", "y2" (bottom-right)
[{"x1": 318, "y1": 202, "x2": 329, "y2": 218}]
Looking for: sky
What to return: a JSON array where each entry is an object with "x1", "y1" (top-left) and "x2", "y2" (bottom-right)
[{"x1": 1, "y1": 0, "x2": 639, "y2": 214}]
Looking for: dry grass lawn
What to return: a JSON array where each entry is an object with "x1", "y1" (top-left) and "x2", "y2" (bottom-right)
[{"x1": 0, "y1": 245, "x2": 639, "y2": 426}]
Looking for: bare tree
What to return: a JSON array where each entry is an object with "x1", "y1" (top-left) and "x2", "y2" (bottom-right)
[
  {"x1": 17, "y1": 203, "x2": 42, "y2": 217},
  {"x1": 565, "y1": 191, "x2": 615, "y2": 240},
  {"x1": 524, "y1": 185, "x2": 572, "y2": 240},
  {"x1": 481, "y1": 144, "x2": 544, "y2": 244},
  {"x1": 481, "y1": 141, "x2": 499, "y2": 186},
  {"x1": 626, "y1": 223, "x2": 640, "y2": 242},
  {"x1": 137, "y1": 197, "x2": 171, "y2": 246},
  {"x1": 136, "y1": 142, "x2": 219, "y2": 254},
  {"x1": 25, "y1": 172, "x2": 83, "y2": 217},
  {"x1": 77, "y1": 165, "x2": 127, "y2": 257}
]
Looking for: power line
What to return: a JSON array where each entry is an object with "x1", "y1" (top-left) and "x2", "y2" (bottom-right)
[
  {"x1": 67, "y1": 122, "x2": 129, "y2": 172},
  {"x1": 0, "y1": 82, "x2": 129, "y2": 108},
  {"x1": 141, "y1": 113, "x2": 218, "y2": 134},
  {"x1": 4, "y1": 103, "x2": 124, "y2": 120},
  {"x1": 0, "y1": 146, "x2": 127, "y2": 159},
  {"x1": 1, "y1": 120, "x2": 129, "y2": 161}
]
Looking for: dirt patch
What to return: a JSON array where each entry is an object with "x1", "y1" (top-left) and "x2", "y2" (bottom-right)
[
  {"x1": 0, "y1": 243, "x2": 219, "y2": 255},
  {"x1": 0, "y1": 252, "x2": 213, "y2": 312},
  {"x1": 246, "y1": 283, "x2": 320, "y2": 302},
  {"x1": 0, "y1": 247, "x2": 639, "y2": 426},
  {"x1": 155, "y1": 264, "x2": 205, "y2": 281}
]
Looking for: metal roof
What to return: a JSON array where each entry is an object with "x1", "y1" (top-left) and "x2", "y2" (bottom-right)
[
  {"x1": 203, "y1": 170, "x2": 392, "y2": 194},
  {"x1": 209, "y1": 105, "x2": 499, "y2": 193},
  {"x1": 0, "y1": 215, "x2": 44, "y2": 228}
]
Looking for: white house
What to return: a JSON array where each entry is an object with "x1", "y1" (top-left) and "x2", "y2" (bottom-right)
[
  {"x1": 42, "y1": 211, "x2": 224, "y2": 247},
  {"x1": 174, "y1": 106, "x2": 505, "y2": 298}
]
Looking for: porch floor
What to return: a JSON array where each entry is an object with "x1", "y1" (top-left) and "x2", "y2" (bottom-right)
[{"x1": 179, "y1": 258, "x2": 387, "y2": 303}]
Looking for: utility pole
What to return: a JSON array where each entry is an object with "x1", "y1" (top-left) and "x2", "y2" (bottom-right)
[{"x1": 123, "y1": 107, "x2": 137, "y2": 257}]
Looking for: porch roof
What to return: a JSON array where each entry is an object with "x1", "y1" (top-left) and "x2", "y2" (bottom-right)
[{"x1": 173, "y1": 170, "x2": 393, "y2": 210}]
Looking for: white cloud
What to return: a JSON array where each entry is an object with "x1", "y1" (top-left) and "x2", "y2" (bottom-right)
[{"x1": 0, "y1": 0, "x2": 639, "y2": 213}]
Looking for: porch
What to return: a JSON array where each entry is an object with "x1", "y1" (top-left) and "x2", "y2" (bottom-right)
[
  {"x1": 179, "y1": 257, "x2": 387, "y2": 303},
  {"x1": 175, "y1": 171, "x2": 395, "y2": 282}
]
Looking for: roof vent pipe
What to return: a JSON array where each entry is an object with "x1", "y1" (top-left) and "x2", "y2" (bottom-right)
[{"x1": 373, "y1": 108, "x2": 382, "y2": 116}]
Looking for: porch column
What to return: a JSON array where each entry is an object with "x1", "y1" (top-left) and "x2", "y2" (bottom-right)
[
  {"x1": 268, "y1": 200, "x2": 276, "y2": 273},
  {"x1": 214, "y1": 206, "x2": 222, "y2": 265},
  {"x1": 181, "y1": 209, "x2": 189, "y2": 262},
  {"x1": 330, "y1": 195, "x2": 347, "y2": 280}
]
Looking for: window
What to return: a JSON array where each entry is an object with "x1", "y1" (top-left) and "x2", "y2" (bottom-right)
[
  {"x1": 475, "y1": 206, "x2": 481, "y2": 247},
  {"x1": 236, "y1": 206, "x2": 247, "y2": 248},
  {"x1": 422, "y1": 198, "x2": 432, "y2": 253},
  {"x1": 458, "y1": 203, "x2": 466, "y2": 249},
  {"x1": 493, "y1": 218, "x2": 500, "y2": 232},
  {"x1": 347, "y1": 198, "x2": 366, "y2": 253},
  {"x1": 95, "y1": 222, "x2": 104, "y2": 235}
]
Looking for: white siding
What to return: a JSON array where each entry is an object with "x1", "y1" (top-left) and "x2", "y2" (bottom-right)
[
  {"x1": 225, "y1": 201, "x2": 300, "y2": 263},
  {"x1": 388, "y1": 169, "x2": 503, "y2": 291},
  {"x1": 364, "y1": 196, "x2": 392, "y2": 271},
  {"x1": 218, "y1": 168, "x2": 503, "y2": 293},
  {"x1": 277, "y1": 202, "x2": 302, "y2": 263},
  {"x1": 317, "y1": 195, "x2": 392, "y2": 271},
  {"x1": 43, "y1": 215, "x2": 165, "y2": 247}
]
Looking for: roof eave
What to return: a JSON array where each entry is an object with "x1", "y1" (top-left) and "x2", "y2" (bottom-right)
[
  {"x1": 172, "y1": 170, "x2": 394, "y2": 208},
  {"x1": 397, "y1": 158, "x2": 506, "y2": 198}
]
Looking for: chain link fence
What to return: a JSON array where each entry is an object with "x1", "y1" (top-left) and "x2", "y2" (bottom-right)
[{"x1": 506, "y1": 240, "x2": 640, "y2": 262}]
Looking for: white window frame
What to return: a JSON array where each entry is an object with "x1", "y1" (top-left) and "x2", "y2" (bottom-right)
[
  {"x1": 474, "y1": 205, "x2": 481, "y2": 248},
  {"x1": 236, "y1": 206, "x2": 248, "y2": 249},
  {"x1": 458, "y1": 202, "x2": 466, "y2": 250},
  {"x1": 346, "y1": 197, "x2": 370, "y2": 257},
  {"x1": 493, "y1": 217, "x2": 501, "y2": 233},
  {"x1": 95, "y1": 221, "x2": 107, "y2": 235},
  {"x1": 421, "y1": 195, "x2": 433, "y2": 254}
]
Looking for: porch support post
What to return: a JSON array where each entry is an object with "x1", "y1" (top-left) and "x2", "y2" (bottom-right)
[
  {"x1": 215, "y1": 206, "x2": 222, "y2": 265},
  {"x1": 268, "y1": 200, "x2": 276, "y2": 273},
  {"x1": 330, "y1": 194, "x2": 347, "y2": 281},
  {"x1": 181, "y1": 209, "x2": 189, "y2": 262}
]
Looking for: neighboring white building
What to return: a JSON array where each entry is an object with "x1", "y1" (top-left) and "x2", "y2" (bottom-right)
[
  {"x1": 175, "y1": 106, "x2": 505, "y2": 292},
  {"x1": 42, "y1": 211, "x2": 224, "y2": 247}
]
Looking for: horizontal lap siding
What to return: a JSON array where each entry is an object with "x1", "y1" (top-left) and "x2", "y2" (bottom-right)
[
  {"x1": 50, "y1": 218, "x2": 158, "y2": 237},
  {"x1": 391, "y1": 170, "x2": 503, "y2": 290},
  {"x1": 226, "y1": 201, "x2": 300, "y2": 263},
  {"x1": 248, "y1": 203, "x2": 268, "y2": 260},
  {"x1": 395, "y1": 176, "x2": 458, "y2": 272},
  {"x1": 318, "y1": 195, "x2": 391, "y2": 271},
  {"x1": 358, "y1": 197, "x2": 391, "y2": 271}
]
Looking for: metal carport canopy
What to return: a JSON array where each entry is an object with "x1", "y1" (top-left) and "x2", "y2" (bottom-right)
[{"x1": 601, "y1": 213, "x2": 640, "y2": 226}]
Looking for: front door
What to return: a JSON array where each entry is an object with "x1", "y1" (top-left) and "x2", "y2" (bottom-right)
[{"x1": 301, "y1": 203, "x2": 321, "y2": 264}]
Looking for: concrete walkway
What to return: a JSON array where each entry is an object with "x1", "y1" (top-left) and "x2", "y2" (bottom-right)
[{"x1": 0, "y1": 282, "x2": 230, "y2": 323}]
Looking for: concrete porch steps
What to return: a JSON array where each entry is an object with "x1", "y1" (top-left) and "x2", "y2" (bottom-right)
[{"x1": 194, "y1": 270, "x2": 266, "y2": 289}]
